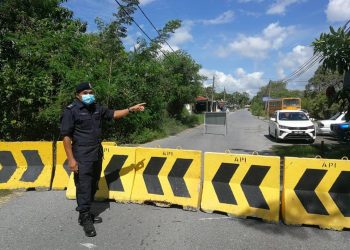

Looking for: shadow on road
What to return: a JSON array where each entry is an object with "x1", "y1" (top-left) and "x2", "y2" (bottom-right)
[
  {"x1": 91, "y1": 201, "x2": 111, "y2": 217},
  {"x1": 263, "y1": 134, "x2": 315, "y2": 145}
]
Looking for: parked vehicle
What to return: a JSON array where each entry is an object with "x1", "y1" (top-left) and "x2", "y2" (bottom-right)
[
  {"x1": 316, "y1": 112, "x2": 347, "y2": 135},
  {"x1": 268, "y1": 110, "x2": 316, "y2": 143},
  {"x1": 300, "y1": 109, "x2": 310, "y2": 118},
  {"x1": 330, "y1": 122, "x2": 350, "y2": 142}
]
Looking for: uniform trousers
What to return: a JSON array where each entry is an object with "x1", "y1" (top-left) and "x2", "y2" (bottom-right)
[{"x1": 74, "y1": 157, "x2": 103, "y2": 212}]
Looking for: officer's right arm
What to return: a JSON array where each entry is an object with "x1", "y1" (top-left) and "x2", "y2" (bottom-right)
[
  {"x1": 62, "y1": 136, "x2": 78, "y2": 173},
  {"x1": 61, "y1": 109, "x2": 78, "y2": 173}
]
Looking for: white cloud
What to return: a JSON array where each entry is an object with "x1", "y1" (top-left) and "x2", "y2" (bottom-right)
[
  {"x1": 160, "y1": 43, "x2": 180, "y2": 53},
  {"x1": 201, "y1": 11, "x2": 235, "y2": 25},
  {"x1": 166, "y1": 21, "x2": 194, "y2": 50},
  {"x1": 229, "y1": 36, "x2": 271, "y2": 58},
  {"x1": 276, "y1": 45, "x2": 319, "y2": 89},
  {"x1": 216, "y1": 22, "x2": 294, "y2": 59},
  {"x1": 199, "y1": 68, "x2": 266, "y2": 96},
  {"x1": 238, "y1": 9, "x2": 261, "y2": 18},
  {"x1": 267, "y1": 0, "x2": 302, "y2": 15},
  {"x1": 326, "y1": 0, "x2": 350, "y2": 22},
  {"x1": 139, "y1": 0, "x2": 156, "y2": 6},
  {"x1": 169, "y1": 26, "x2": 193, "y2": 46}
]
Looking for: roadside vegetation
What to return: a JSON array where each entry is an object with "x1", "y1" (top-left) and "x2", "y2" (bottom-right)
[
  {"x1": 0, "y1": 0, "x2": 207, "y2": 143},
  {"x1": 250, "y1": 23, "x2": 350, "y2": 121},
  {"x1": 0, "y1": 0, "x2": 252, "y2": 144},
  {"x1": 251, "y1": 23, "x2": 350, "y2": 156},
  {"x1": 272, "y1": 143, "x2": 350, "y2": 159}
]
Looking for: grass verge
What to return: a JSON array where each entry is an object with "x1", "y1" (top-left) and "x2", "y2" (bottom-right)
[
  {"x1": 130, "y1": 113, "x2": 203, "y2": 144},
  {"x1": 272, "y1": 143, "x2": 350, "y2": 159}
]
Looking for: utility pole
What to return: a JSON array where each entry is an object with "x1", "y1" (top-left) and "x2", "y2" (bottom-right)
[
  {"x1": 224, "y1": 87, "x2": 226, "y2": 102},
  {"x1": 267, "y1": 80, "x2": 272, "y2": 117},
  {"x1": 211, "y1": 75, "x2": 215, "y2": 112}
]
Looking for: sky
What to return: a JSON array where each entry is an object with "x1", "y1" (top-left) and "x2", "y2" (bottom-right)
[{"x1": 62, "y1": 0, "x2": 350, "y2": 96}]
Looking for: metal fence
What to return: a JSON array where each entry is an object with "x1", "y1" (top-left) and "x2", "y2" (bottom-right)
[{"x1": 204, "y1": 112, "x2": 227, "y2": 135}]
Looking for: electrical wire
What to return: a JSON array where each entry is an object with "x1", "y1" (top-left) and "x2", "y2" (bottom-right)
[
  {"x1": 279, "y1": 19, "x2": 350, "y2": 84},
  {"x1": 136, "y1": 4, "x2": 176, "y2": 53},
  {"x1": 114, "y1": 0, "x2": 170, "y2": 59},
  {"x1": 283, "y1": 54, "x2": 323, "y2": 83}
]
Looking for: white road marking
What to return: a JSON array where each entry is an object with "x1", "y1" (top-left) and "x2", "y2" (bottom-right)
[
  {"x1": 80, "y1": 243, "x2": 97, "y2": 249},
  {"x1": 199, "y1": 217, "x2": 231, "y2": 221}
]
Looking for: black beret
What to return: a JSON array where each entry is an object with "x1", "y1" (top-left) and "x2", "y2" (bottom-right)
[{"x1": 75, "y1": 82, "x2": 92, "y2": 93}]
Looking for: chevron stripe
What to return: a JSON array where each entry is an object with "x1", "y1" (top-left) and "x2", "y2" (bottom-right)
[
  {"x1": 104, "y1": 155, "x2": 128, "y2": 191},
  {"x1": 241, "y1": 165, "x2": 270, "y2": 209},
  {"x1": 329, "y1": 171, "x2": 350, "y2": 217},
  {"x1": 168, "y1": 158, "x2": 192, "y2": 198},
  {"x1": 143, "y1": 157, "x2": 166, "y2": 195},
  {"x1": 0, "y1": 151, "x2": 17, "y2": 183},
  {"x1": 212, "y1": 163, "x2": 239, "y2": 205},
  {"x1": 294, "y1": 169, "x2": 328, "y2": 215},
  {"x1": 19, "y1": 150, "x2": 45, "y2": 182}
]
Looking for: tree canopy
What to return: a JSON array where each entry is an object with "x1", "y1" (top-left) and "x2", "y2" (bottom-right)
[
  {"x1": 0, "y1": 0, "x2": 204, "y2": 142},
  {"x1": 312, "y1": 24, "x2": 350, "y2": 119}
]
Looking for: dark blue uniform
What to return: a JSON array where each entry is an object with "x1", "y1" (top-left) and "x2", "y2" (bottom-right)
[{"x1": 60, "y1": 99, "x2": 114, "y2": 212}]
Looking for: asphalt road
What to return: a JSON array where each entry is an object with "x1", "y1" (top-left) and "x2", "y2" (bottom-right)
[
  {"x1": 1, "y1": 109, "x2": 349, "y2": 250},
  {"x1": 144, "y1": 109, "x2": 276, "y2": 154}
]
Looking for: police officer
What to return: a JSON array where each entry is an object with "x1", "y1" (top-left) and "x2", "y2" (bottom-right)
[{"x1": 60, "y1": 82, "x2": 145, "y2": 237}]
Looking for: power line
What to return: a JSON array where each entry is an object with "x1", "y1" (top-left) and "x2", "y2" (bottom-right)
[
  {"x1": 114, "y1": 0, "x2": 169, "y2": 58},
  {"x1": 283, "y1": 54, "x2": 323, "y2": 83},
  {"x1": 136, "y1": 4, "x2": 176, "y2": 53},
  {"x1": 282, "y1": 54, "x2": 320, "y2": 82},
  {"x1": 279, "y1": 19, "x2": 350, "y2": 84}
]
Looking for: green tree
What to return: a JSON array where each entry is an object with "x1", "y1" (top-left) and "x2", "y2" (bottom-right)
[
  {"x1": 162, "y1": 51, "x2": 203, "y2": 118},
  {"x1": 312, "y1": 24, "x2": 350, "y2": 119},
  {"x1": 0, "y1": 0, "x2": 88, "y2": 140},
  {"x1": 0, "y1": 0, "x2": 204, "y2": 143},
  {"x1": 303, "y1": 66, "x2": 343, "y2": 119}
]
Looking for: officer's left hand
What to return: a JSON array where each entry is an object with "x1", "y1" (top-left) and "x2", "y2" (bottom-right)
[{"x1": 129, "y1": 103, "x2": 146, "y2": 112}]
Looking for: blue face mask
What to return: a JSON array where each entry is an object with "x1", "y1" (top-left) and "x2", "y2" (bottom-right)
[{"x1": 81, "y1": 94, "x2": 95, "y2": 105}]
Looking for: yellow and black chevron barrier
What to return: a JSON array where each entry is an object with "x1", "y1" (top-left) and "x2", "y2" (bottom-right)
[
  {"x1": 130, "y1": 147, "x2": 201, "y2": 210},
  {"x1": 0, "y1": 142, "x2": 53, "y2": 190},
  {"x1": 201, "y1": 152, "x2": 280, "y2": 222},
  {"x1": 51, "y1": 141, "x2": 70, "y2": 190},
  {"x1": 66, "y1": 146, "x2": 135, "y2": 202},
  {"x1": 282, "y1": 157, "x2": 350, "y2": 230},
  {"x1": 52, "y1": 141, "x2": 117, "y2": 190}
]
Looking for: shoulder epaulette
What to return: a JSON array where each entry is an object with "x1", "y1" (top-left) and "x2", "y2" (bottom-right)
[{"x1": 66, "y1": 103, "x2": 76, "y2": 110}]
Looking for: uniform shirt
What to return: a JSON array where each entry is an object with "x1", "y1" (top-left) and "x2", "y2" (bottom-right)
[{"x1": 60, "y1": 99, "x2": 114, "y2": 161}]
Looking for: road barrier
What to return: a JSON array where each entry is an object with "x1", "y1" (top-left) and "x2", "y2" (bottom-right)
[
  {"x1": 204, "y1": 112, "x2": 227, "y2": 135},
  {"x1": 130, "y1": 147, "x2": 202, "y2": 210},
  {"x1": 201, "y1": 152, "x2": 280, "y2": 222},
  {"x1": 4, "y1": 141, "x2": 350, "y2": 231},
  {"x1": 66, "y1": 146, "x2": 136, "y2": 202},
  {"x1": 282, "y1": 157, "x2": 350, "y2": 230},
  {"x1": 51, "y1": 141, "x2": 70, "y2": 190},
  {"x1": 52, "y1": 141, "x2": 117, "y2": 190},
  {"x1": 0, "y1": 142, "x2": 53, "y2": 190}
]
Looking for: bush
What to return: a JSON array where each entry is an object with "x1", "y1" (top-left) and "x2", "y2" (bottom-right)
[
  {"x1": 179, "y1": 108, "x2": 202, "y2": 127},
  {"x1": 250, "y1": 101, "x2": 266, "y2": 117}
]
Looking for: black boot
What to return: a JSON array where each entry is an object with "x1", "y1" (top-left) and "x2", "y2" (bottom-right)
[
  {"x1": 79, "y1": 212, "x2": 96, "y2": 237},
  {"x1": 78, "y1": 213, "x2": 102, "y2": 224},
  {"x1": 91, "y1": 214, "x2": 102, "y2": 224}
]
